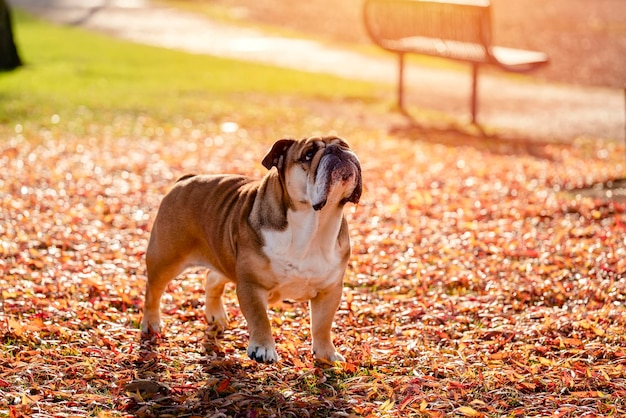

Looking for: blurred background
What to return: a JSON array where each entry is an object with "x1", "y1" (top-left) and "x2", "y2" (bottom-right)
[{"x1": 203, "y1": 0, "x2": 625, "y2": 88}]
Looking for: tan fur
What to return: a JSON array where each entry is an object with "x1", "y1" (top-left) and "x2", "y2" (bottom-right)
[{"x1": 142, "y1": 136, "x2": 362, "y2": 363}]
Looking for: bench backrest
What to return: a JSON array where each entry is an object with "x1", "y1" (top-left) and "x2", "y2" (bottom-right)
[{"x1": 364, "y1": 0, "x2": 493, "y2": 62}]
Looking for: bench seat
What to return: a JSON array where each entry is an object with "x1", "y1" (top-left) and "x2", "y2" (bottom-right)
[{"x1": 381, "y1": 37, "x2": 547, "y2": 71}]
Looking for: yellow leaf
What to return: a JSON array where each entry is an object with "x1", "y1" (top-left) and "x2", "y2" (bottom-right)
[
  {"x1": 458, "y1": 406, "x2": 481, "y2": 417},
  {"x1": 379, "y1": 399, "x2": 395, "y2": 411},
  {"x1": 539, "y1": 357, "x2": 553, "y2": 367},
  {"x1": 22, "y1": 394, "x2": 41, "y2": 405},
  {"x1": 420, "y1": 400, "x2": 428, "y2": 411}
]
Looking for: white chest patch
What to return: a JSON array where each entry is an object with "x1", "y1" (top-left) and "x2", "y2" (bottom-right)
[{"x1": 260, "y1": 210, "x2": 346, "y2": 303}]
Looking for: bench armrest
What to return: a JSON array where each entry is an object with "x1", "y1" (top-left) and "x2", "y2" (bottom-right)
[{"x1": 488, "y1": 46, "x2": 549, "y2": 72}]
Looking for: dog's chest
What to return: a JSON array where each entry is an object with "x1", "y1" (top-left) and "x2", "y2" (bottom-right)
[{"x1": 261, "y1": 225, "x2": 345, "y2": 303}]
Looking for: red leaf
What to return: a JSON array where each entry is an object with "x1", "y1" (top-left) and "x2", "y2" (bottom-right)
[{"x1": 217, "y1": 378, "x2": 231, "y2": 394}]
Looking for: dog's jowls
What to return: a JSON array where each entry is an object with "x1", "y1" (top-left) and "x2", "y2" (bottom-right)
[{"x1": 141, "y1": 136, "x2": 362, "y2": 363}]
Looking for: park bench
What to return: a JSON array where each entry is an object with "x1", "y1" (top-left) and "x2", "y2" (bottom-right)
[{"x1": 363, "y1": 0, "x2": 549, "y2": 124}]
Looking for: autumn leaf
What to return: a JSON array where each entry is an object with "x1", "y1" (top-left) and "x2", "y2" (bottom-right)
[
  {"x1": 216, "y1": 378, "x2": 232, "y2": 394},
  {"x1": 458, "y1": 406, "x2": 482, "y2": 417}
]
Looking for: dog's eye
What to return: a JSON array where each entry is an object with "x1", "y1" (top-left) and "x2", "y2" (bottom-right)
[{"x1": 301, "y1": 148, "x2": 316, "y2": 162}]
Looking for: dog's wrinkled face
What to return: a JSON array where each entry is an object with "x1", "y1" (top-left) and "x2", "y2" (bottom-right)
[{"x1": 262, "y1": 136, "x2": 362, "y2": 211}]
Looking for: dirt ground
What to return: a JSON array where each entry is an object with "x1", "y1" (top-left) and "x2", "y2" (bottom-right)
[{"x1": 206, "y1": 0, "x2": 626, "y2": 89}]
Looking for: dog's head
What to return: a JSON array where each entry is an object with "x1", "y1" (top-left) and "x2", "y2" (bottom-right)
[{"x1": 262, "y1": 136, "x2": 362, "y2": 211}]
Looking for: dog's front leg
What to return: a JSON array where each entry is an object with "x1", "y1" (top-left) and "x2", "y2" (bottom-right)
[
  {"x1": 236, "y1": 280, "x2": 278, "y2": 364},
  {"x1": 310, "y1": 280, "x2": 345, "y2": 362}
]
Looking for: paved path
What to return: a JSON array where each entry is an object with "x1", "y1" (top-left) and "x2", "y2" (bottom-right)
[{"x1": 10, "y1": 0, "x2": 625, "y2": 142}]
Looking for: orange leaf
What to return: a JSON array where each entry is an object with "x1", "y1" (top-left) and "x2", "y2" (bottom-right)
[
  {"x1": 7, "y1": 319, "x2": 24, "y2": 337},
  {"x1": 25, "y1": 317, "x2": 45, "y2": 332},
  {"x1": 559, "y1": 337, "x2": 583, "y2": 347},
  {"x1": 571, "y1": 391, "x2": 606, "y2": 398}
]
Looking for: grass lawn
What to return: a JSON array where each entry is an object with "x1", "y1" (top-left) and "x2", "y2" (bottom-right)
[
  {"x1": 1, "y1": 8, "x2": 626, "y2": 418},
  {"x1": 1, "y1": 10, "x2": 383, "y2": 137}
]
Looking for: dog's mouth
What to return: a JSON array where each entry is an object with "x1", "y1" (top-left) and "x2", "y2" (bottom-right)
[{"x1": 311, "y1": 148, "x2": 362, "y2": 211}]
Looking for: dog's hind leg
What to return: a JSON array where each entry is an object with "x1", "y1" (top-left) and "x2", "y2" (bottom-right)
[
  {"x1": 204, "y1": 271, "x2": 230, "y2": 331},
  {"x1": 141, "y1": 252, "x2": 187, "y2": 334}
]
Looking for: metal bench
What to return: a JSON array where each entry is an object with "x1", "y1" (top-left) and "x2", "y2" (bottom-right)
[{"x1": 363, "y1": 0, "x2": 549, "y2": 124}]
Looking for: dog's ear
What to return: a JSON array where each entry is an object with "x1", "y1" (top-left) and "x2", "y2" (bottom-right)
[{"x1": 262, "y1": 139, "x2": 296, "y2": 170}]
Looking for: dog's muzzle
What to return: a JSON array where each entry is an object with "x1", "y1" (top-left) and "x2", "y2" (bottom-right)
[{"x1": 312, "y1": 145, "x2": 362, "y2": 211}]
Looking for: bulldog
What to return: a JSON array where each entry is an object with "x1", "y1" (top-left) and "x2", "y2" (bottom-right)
[{"x1": 141, "y1": 136, "x2": 362, "y2": 363}]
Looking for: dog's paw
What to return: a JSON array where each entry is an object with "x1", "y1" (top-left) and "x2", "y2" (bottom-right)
[
  {"x1": 313, "y1": 346, "x2": 345, "y2": 363},
  {"x1": 141, "y1": 314, "x2": 161, "y2": 335},
  {"x1": 205, "y1": 305, "x2": 229, "y2": 331},
  {"x1": 247, "y1": 343, "x2": 279, "y2": 364},
  {"x1": 327, "y1": 351, "x2": 346, "y2": 362}
]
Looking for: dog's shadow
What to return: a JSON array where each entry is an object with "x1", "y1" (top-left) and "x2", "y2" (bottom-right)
[{"x1": 126, "y1": 330, "x2": 354, "y2": 416}]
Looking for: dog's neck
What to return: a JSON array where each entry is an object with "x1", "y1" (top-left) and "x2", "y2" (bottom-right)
[{"x1": 285, "y1": 205, "x2": 345, "y2": 258}]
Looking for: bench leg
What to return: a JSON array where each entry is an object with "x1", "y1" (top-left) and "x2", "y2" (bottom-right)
[
  {"x1": 471, "y1": 63, "x2": 479, "y2": 124},
  {"x1": 397, "y1": 52, "x2": 405, "y2": 112}
]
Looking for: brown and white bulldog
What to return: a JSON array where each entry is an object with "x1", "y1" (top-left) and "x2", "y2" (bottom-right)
[{"x1": 141, "y1": 136, "x2": 362, "y2": 363}]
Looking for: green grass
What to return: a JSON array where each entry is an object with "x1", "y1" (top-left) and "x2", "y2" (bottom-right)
[{"x1": 0, "y1": 10, "x2": 381, "y2": 134}]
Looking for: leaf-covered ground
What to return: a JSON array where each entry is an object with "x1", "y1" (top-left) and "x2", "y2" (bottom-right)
[{"x1": 1, "y1": 107, "x2": 626, "y2": 417}]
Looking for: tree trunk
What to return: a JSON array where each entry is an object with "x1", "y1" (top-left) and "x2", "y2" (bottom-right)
[{"x1": 0, "y1": 0, "x2": 22, "y2": 71}]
